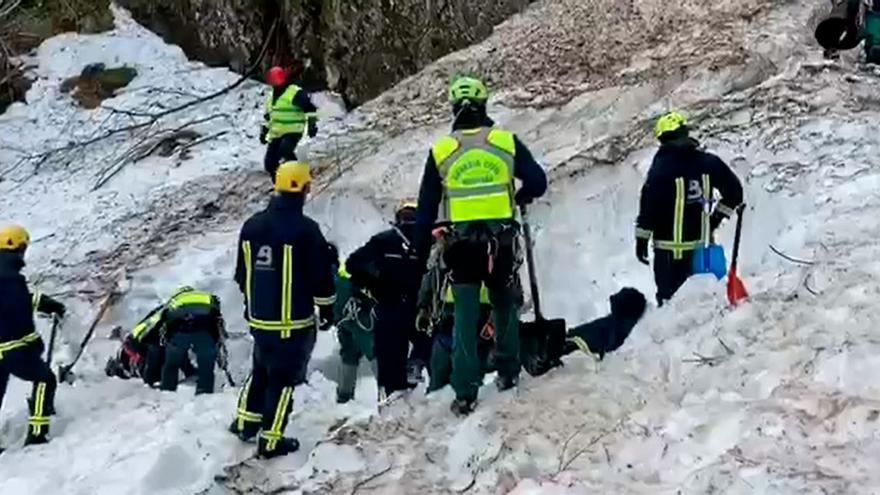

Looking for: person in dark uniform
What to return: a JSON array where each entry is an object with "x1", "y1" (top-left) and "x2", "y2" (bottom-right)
[
  {"x1": 346, "y1": 202, "x2": 428, "y2": 402},
  {"x1": 261, "y1": 66, "x2": 318, "y2": 181},
  {"x1": 229, "y1": 161, "x2": 336, "y2": 459},
  {"x1": 159, "y1": 286, "x2": 224, "y2": 395},
  {"x1": 0, "y1": 224, "x2": 66, "y2": 450},
  {"x1": 635, "y1": 112, "x2": 743, "y2": 305}
]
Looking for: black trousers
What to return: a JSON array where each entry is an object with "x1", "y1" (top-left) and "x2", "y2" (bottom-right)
[
  {"x1": 373, "y1": 300, "x2": 417, "y2": 394},
  {"x1": 0, "y1": 344, "x2": 56, "y2": 442},
  {"x1": 234, "y1": 330, "x2": 316, "y2": 451},
  {"x1": 653, "y1": 249, "x2": 695, "y2": 306},
  {"x1": 264, "y1": 133, "x2": 302, "y2": 180}
]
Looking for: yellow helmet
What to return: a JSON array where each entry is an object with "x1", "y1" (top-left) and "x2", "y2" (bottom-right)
[
  {"x1": 654, "y1": 111, "x2": 688, "y2": 139},
  {"x1": 0, "y1": 224, "x2": 29, "y2": 251},
  {"x1": 395, "y1": 199, "x2": 417, "y2": 224},
  {"x1": 274, "y1": 161, "x2": 311, "y2": 193}
]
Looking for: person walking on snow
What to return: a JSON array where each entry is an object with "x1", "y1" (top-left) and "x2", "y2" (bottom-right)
[
  {"x1": 261, "y1": 66, "x2": 318, "y2": 181},
  {"x1": 158, "y1": 286, "x2": 224, "y2": 395},
  {"x1": 229, "y1": 161, "x2": 336, "y2": 459},
  {"x1": 635, "y1": 112, "x2": 743, "y2": 306},
  {"x1": 414, "y1": 76, "x2": 547, "y2": 416},
  {"x1": 346, "y1": 202, "x2": 430, "y2": 403},
  {"x1": 0, "y1": 225, "x2": 66, "y2": 451}
]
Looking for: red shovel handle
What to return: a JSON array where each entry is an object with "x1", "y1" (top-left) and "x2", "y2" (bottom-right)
[{"x1": 727, "y1": 205, "x2": 748, "y2": 305}]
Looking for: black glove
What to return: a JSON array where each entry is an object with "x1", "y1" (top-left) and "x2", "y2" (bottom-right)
[
  {"x1": 39, "y1": 295, "x2": 66, "y2": 319},
  {"x1": 636, "y1": 237, "x2": 650, "y2": 266},
  {"x1": 318, "y1": 305, "x2": 334, "y2": 331},
  {"x1": 259, "y1": 126, "x2": 268, "y2": 144},
  {"x1": 514, "y1": 189, "x2": 534, "y2": 206},
  {"x1": 307, "y1": 117, "x2": 318, "y2": 138},
  {"x1": 415, "y1": 309, "x2": 432, "y2": 334},
  {"x1": 709, "y1": 211, "x2": 727, "y2": 232}
]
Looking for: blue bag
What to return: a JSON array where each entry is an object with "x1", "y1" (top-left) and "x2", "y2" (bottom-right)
[{"x1": 692, "y1": 244, "x2": 727, "y2": 280}]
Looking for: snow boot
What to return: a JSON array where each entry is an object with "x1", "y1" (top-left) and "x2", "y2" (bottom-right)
[
  {"x1": 228, "y1": 419, "x2": 259, "y2": 442},
  {"x1": 406, "y1": 359, "x2": 426, "y2": 387},
  {"x1": 257, "y1": 436, "x2": 300, "y2": 459},
  {"x1": 23, "y1": 432, "x2": 48, "y2": 447},
  {"x1": 450, "y1": 398, "x2": 476, "y2": 416},
  {"x1": 495, "y1": 374, "x2": 519, "y2": 392}
]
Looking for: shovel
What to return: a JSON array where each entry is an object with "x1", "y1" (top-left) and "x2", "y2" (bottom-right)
[
  {"x1": 518, "y1": 205, "x2": 567, "y2": 376},
  {"x1": 46, "y1": 315, "x2": 61, "y2": 367},
  {"x1": 727, "y1": 205, "x2": 749, "y2": 306}
]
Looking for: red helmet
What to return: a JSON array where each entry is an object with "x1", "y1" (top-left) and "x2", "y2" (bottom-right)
[{"x1": 265, "y1": 66, "x2": 288, "y2": 87}]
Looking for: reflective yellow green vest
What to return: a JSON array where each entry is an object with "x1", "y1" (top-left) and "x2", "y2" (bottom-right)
[
  {"x1": 444, "y1": 284, "x2": 491, "y2": 305},
  {"x1": 431, "y1": 128, "x2": 516, "y2": 223},
  {"x1": 165, "y1": 290, "x2": 215, "y2": 318},
  {"x1": 131, "y1": 308, "x2": 164, "y2": 342},
  {"x1": 265, "y1": 85, "x2": 306, "y2": 140}
]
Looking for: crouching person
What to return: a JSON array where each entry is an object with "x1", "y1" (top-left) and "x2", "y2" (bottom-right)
[
  {"x1": 159, "y1": 286, "x2": 223, "y2": 395},
  {"x1": 564, "y1": 288, "x2": 647, "y2": 360}
]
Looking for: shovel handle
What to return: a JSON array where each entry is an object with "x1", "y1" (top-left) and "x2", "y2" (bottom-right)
[
  {"x1": 520, "y1": 205, "x2": 544, "y2": 320},
  {"x1": 730, "y1": 204, "x2": 746, "y2": 271}
]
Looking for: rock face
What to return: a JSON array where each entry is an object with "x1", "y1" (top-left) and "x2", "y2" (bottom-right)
[{"x1": 117, "y1": 0, "x2": 532, "y2": 107}]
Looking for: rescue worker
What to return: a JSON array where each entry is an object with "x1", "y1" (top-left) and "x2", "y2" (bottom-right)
[
  {"x1": 229, "y1": 161, "x2": 336, "y2": 459},
  {"x1": 261, "y1": 66, "x2": 318, "y2": 181},
  {"x1": 635, "y1": 112, "x2": 744, "y2": 305},
  {"x1": 0, "y1": 225, "x2": 66, "y2": 449},
  {"x1": 159, "y1": 286, "x2": 224, "y2": 395},
  {"x1": 346, "y1": 202, "x2": 428, "y2": 402},
  {"x1": 104, "y1": 303, "x2": 197, "y2": 386},
  {"x1": 414, "y1": 76, "x2": 548, "y2": 415},
  {"x1": 329, "y1": 243, "x2": 378, "y2": 404}
]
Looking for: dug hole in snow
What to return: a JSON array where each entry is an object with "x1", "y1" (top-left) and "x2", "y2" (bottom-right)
[{"x1": 2, "y1": 0, "x2": 880, "y2": 494}]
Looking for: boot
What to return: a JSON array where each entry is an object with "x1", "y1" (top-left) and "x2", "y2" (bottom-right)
[
  {"x1": 24, "y1": 432, "x2": 49, "y2": 447},
  {"x1": 336, "y1": 363, "x2": 358, "y2": 404},
  {"x1": 406, "y1": 359, "x2": 425, "y2": 387},
  {"x1": 228, "y1": 419, "x2": 259, "y2": 442},
  {"x1": 450, "y1": 398, "x2": 476, "y2": 416},
  {"x1": 495, "y1": 374, "x2": 519, "y2": 392},
  {"x1": 258, "y1": 436, "x2": 300, "y2": 459}
]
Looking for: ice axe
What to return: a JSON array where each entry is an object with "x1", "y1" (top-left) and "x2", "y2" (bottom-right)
[
  {"x1": 727, "y1": 205, "x2": 749, "y2": 306},
  {"x1": 518, "y1": 205, "x2": 567, "y2": 377}
]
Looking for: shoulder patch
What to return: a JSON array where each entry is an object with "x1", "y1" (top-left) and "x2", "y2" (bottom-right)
[
  {"x1": 432, "y1": 136, "x2": 460, "y2": 166},
  {"x1": 487, "y1": 129, "x2": 516, "y2": 156}
]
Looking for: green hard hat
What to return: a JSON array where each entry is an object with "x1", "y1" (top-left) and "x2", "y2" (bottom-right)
[{"x1": 449, "y1": 76, "x2": 489, "y2": 104}]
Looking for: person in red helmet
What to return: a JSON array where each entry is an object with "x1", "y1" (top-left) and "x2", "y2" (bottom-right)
[{"x1": 261, "y1": 66, "x2": 318, "y2": 181}]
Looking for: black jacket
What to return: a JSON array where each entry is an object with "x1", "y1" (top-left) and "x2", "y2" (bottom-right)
[
  {"x1": 414, "y1": 111, "x2": 548, "y2": 263},
  {"x1": 346, "y1": 224, "x2": 420, "y2": 304},
  {"x1": 636, "y1": 138, "x2": 743, "y2": 250},
  {"x1": 162, "y1": 294, "x2": 223, "y2": 339},
  {"x1": 565, "y1": 288, "x2": 647, "y2": 359},
  {"x1": 0, "y1": 252, "x2": 38, "y2": 346},
  {"x1": 235, "y1": 194, "x2": 336, "y2": 333}
]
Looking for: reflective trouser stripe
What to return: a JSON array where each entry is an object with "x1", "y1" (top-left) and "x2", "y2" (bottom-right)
[
  {"x1": 673, "y1": 178, "x2": 685, "y2": 260},
  {"x1": 260, "y1": 386, "x2": 293, "y2": 451},
  {"x1": 567, "y1": 336, "x2": 593, "y2": 355},
  {"x1": 235, "y1": 376, "x2": 262, "y2": 430},
  {"x1": 700, "y1": 174, "x2": 712, "y2": 247},
  {"x1": 29, "y1": 382, "x2": 49, "y2": 435}
]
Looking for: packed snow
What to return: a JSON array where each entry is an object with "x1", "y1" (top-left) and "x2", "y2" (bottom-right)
[{"x1": 2, "y1": 0, "x2": 880, "y2": 494}]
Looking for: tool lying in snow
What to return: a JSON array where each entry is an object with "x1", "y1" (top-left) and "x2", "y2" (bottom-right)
[
  {"x1": 727, "y1": 205, "x2": 749, "y2": 306},
  {"x1": 518, "y1": 205, "x2": 567, "y2": 377}
]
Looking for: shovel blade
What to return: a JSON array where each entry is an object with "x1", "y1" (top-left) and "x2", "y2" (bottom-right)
[
  {"x1": 520, "y1": 318, "x2": 567, "y2": 377},
  {"x1": 727, "y1": 269, "x2": 749, "y2": 305}
]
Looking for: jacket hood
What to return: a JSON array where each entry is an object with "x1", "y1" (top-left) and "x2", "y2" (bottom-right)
[
  {"x1": 452, "y1": 106, "x2": 495, "y2": 131},
  {"x1": 0, "y1": 250, "x2": 25, "y2": 275},
  {"x1": 659, "y1": 137, "x2": 700, "y2": 153},
  {"x1": 268, "y1": 193, "x2": 305, "y2": 213}
]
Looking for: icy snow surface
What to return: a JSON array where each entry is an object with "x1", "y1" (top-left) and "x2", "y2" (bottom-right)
[{"x1": 2, "y1": 0, "x2": 880, "y2": 494}]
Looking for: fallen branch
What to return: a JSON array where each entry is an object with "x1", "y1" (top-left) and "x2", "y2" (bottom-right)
[
  {"x1": 176, "y1": 130, "x2": 228, "y2": 155},
  {"x1": 557, "y1": 420, "x2": 622, "y2": 474},
  {"x1": 351, "y1": 464, "x2": 393, "y2": 495},
  {"x1": 557, "y1": 424, "x2": 588, "y2": 473},
  {"x1": 682, "y1": 352, "x2": 728, "y2": 366},
  {"x1": 769, "y1": 244, "x2": 816, "y2": 265}
]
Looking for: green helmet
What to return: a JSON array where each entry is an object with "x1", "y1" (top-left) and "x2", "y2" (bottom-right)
[
  {"x1": 654, "y1": 111, "x2": 688, "y2": 139},
  {"x1": 449, "y1": 76, "x2": 489, "y2": 104}
]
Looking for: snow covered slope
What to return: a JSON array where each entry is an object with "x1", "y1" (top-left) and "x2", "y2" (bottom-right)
[{"x1": 2, "y1": 0, "x2": 880, "y2": 494}]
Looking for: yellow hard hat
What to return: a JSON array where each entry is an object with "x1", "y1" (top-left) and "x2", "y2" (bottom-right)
[
  {"x1": 654, "y1": 111, "x2": 688, "y2": 139},
  {"x1": 274, "y1": 161, "x2": 311, "y2": 193},
  {"x1": 0, "y1": 224, "x2": 29, "y2": 251},
  {"x1": 395, "y1": 199, "x2": 417, "y2": 224}
]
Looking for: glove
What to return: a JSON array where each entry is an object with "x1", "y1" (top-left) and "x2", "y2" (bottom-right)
[
  {"x1": 40, "y1": 295, "x2": 66, "y2": 319},
  {"x1": 415, "y1": 309, "x2": 432, "y2": 334},
  {"x1": 307, "y1": 117, "x2": 318, "y2": 138},
  {"x1": 318, "y1": 305, "x2": 334, "y2": 331},
  {"x1": 709, "y1": 211, "x2": 727, "y2": 232},
  {"x1": 636, "y1": 237, "x2": 650, "y2": 266},
  {"x1": 259, "y1": 126, "x2": 268, "y2": 144},
  {"x1": 514, "y1": 189, "x2": 534, "y2": 206}
]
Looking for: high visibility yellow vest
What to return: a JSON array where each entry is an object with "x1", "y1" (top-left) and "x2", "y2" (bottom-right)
[
  {"x1": 131, "y1": 309, "x2": 164, "y2": 342},
  {"x1": 432, "y1": 128, "x2": 516, "y2": 223},
  {"x1": 265, "y1": 85, "x2": 306, "y2": 140},
  {"x1": 165, "y1": 290, "x2": 215, "y2": 318}
]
